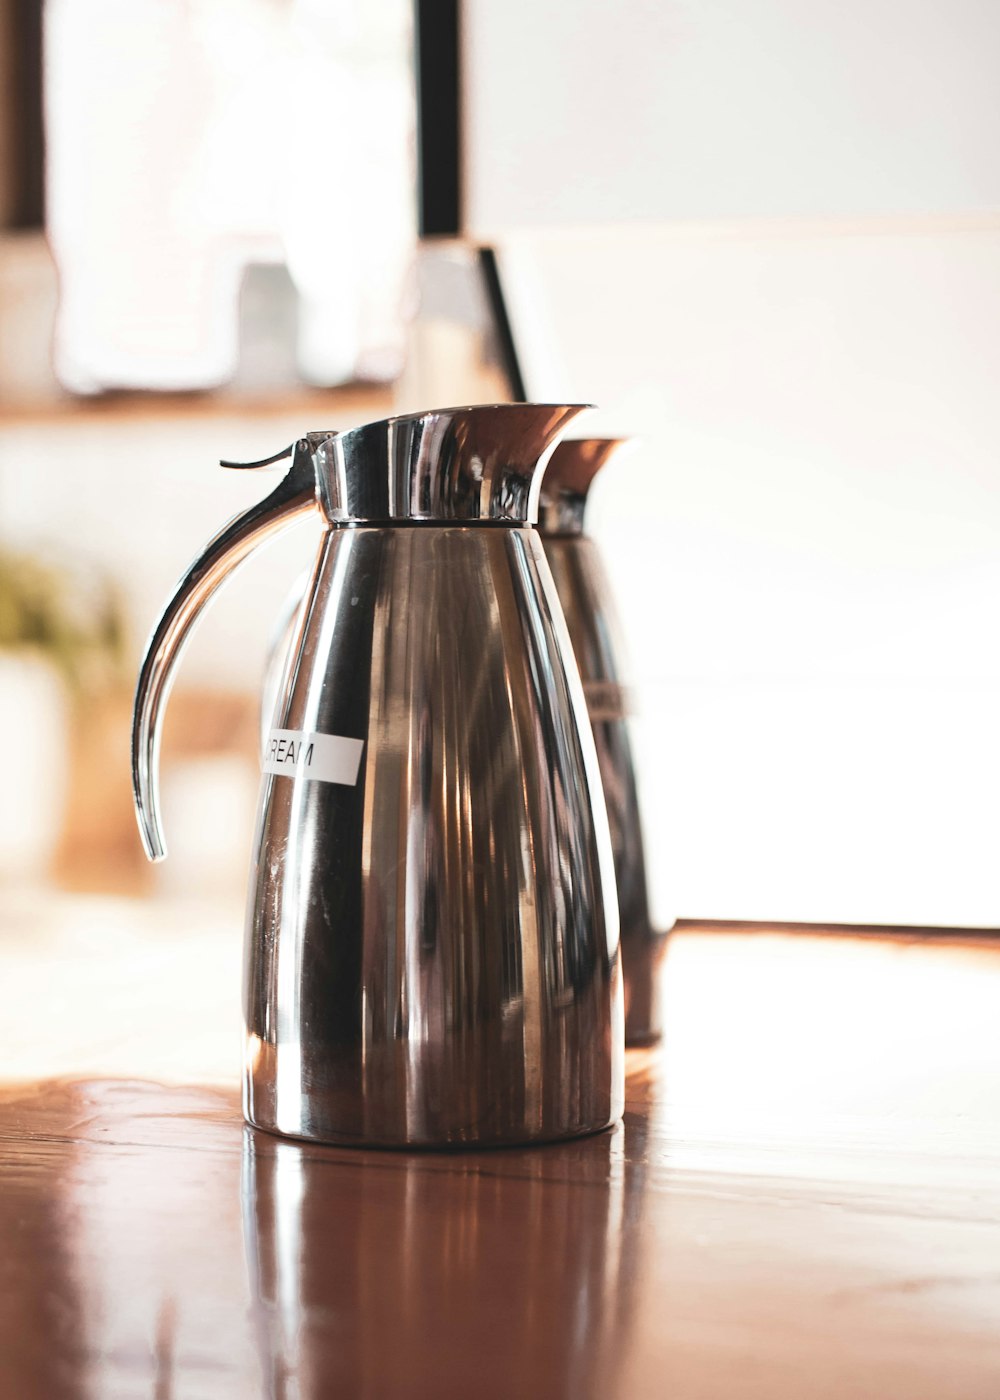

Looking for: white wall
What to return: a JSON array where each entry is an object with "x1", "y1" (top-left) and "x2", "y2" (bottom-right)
[
  {"x1": 461, "y1": 0, "x2": 1000, "y2": 926},
  {"x1": 494, "y1": 219, "x2": 1000, "y2": 929},
  {"x1": 464, "y1": 0, "x2": 1000, "y2": 231}
]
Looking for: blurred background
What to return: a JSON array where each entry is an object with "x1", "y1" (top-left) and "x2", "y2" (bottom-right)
[{"x1": 1, "y1": 0, "x2": 999, "y2": 955}]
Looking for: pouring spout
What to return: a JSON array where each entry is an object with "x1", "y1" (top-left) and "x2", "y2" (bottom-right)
[{"x1": 537, "y1": 438, "x2": 636, "y2": 536}]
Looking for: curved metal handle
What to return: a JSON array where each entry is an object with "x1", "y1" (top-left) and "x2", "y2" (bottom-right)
[{"x1": 131, "y1": 442, "x2": 318, "y2": 861}]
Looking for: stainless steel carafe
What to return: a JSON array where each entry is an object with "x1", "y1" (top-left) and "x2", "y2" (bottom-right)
[
  {"x1": 538, "y1": 439, "x2": 668, "y2": 1045},
  {"x1": 132, "y1": 405, "x2": 624, "y2": 1147}
]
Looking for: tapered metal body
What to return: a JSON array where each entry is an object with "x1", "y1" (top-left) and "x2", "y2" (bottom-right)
[
  {"x1": 132, "y1": 406, "x2": 624, "y2": 1147},
  {"x1": 539, "y1": 440, "x2": 667, "y2": 1045}
]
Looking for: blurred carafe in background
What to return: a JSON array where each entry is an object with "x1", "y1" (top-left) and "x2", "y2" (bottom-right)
[{"x1": 538, "y1": 439, "x2": 668, "y2": 1044}]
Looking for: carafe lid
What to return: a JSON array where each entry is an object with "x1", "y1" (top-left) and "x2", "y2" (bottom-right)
[{"x1": 309, "y1": 404, "x2": 589, "y2": 524}]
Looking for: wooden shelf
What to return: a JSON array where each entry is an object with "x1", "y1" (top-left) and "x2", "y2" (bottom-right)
[{"x1": 0, "y1": 382, "x2": 395, "y2": 427}]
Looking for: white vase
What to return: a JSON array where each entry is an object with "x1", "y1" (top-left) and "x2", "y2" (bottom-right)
[{"x1": 0, "y1": 652, "x2": 70, "y2": 885}]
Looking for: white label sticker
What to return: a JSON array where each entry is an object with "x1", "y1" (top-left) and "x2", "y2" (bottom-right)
[{"x1": 263, "y1": 729, "x2": 365, "y2": 786}]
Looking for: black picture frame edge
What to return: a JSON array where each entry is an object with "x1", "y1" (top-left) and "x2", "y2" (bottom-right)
[{"x1": 415, "y1": 0, "x2": 461, "y2": 239}]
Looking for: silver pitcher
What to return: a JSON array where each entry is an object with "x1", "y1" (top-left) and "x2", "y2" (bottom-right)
[
  {"x1": 538, "y1": 439, "x2": 668, "y2": 1045},
  {"x1": 132, "y1": 405, "x2": 624, "y2": 1147}
]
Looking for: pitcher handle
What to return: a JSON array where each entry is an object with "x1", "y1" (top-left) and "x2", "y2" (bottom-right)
[{"x1": 131, "y1": 440, "x2": 318, "y2": 861}]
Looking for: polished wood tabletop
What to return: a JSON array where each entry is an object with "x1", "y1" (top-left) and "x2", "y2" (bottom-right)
[{"x1": 2, "y1": 898, "x2": 1000, "y2": 1398}]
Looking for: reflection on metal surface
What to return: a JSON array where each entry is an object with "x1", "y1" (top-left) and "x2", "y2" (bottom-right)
[
  {"x1": 133, "y1": 406, "x2": 623, "y2": 1147},
  {"x1": 242, "y1": 522, "x2": 622, "y2": 1146},
  {"x1": 539, "y1": 440, "x2": 668, "y2": 1045}
]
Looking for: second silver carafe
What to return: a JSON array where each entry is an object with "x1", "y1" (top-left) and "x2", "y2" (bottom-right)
[{"x1": 538, "y1": 439, "x2": 668, "y2": 1044}]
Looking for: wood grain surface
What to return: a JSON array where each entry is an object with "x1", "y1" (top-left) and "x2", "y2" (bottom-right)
[{"x1": 2, "y1": 909, "x2": 999, "y2": 1398}]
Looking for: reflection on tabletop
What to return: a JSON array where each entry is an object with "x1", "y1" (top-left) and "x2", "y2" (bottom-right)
[{"x1": 2, "y1": 896, "x2": 1000, "y2": 1398}]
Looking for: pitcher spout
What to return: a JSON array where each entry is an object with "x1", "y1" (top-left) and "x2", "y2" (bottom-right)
[{"x1": 537, "y1": 438, "x2": 635, "y2": 536}]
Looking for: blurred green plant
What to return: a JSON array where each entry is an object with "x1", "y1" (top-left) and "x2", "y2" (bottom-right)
[{"x1": 0, "y1": 543, "x2": 129, "y2": 696}]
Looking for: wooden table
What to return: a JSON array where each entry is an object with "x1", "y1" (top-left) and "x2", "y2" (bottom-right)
[{"x1": 2, "y1": 897, "x2": 1000, "y2": 1398}]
